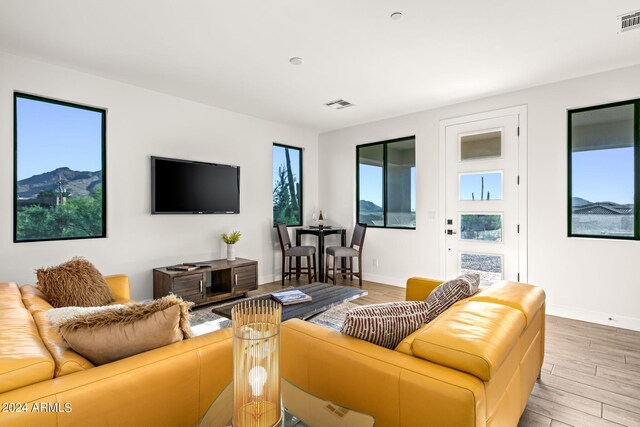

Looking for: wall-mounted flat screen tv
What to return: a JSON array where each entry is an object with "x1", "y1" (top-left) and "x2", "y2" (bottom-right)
[{"x1": 151, "y1": 156, "x2": 240, "y2": 214}]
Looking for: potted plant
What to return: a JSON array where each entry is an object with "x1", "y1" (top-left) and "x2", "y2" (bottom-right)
[{"x1": 221, "y1": 231, "x2": 241, "y2": 261}]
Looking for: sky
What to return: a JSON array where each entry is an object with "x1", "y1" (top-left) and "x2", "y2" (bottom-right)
[
  {"x1": 272, "y1": 145, "x2": 300, "y2": 191},
  {"x1": 16, "y1": 96, "x2": 103, "y2": 180},
  {"x1": 359, "y1": 164, "x2": 416, "y2": 211},
  {"x1": 572, "y1": 147, "x2": 634, "y2": 204},
  {"x1": 359, "y1": 165, "x2": 382, "y2": 206},
  {"x1": 459, "y1": 172, "x2": 502, "y2": 201}
]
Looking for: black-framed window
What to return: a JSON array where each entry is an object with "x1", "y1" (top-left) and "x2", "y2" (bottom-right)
[
  {"x1": 14, "y1": 93, "x2": 107, "y2": 243},
  {"x1": 272, "y1": 143, "x2": 302, "y2": 226},
  {"x1": 568, "y1": 98, "x2": 639, "y2": 239},
  {"x1": 357, "y1": 136, "x2": 416, "y2": 229}
]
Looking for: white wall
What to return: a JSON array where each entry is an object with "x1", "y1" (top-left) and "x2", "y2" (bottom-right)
[
  {"x1": 319, "y1": 64, "x2": 640, "y2": 331},
  {"x1": 0, "y1": 52, "x2": 318, "y2": 301},
  {"x1": 3, "y1": 50, "x2": 639, "y2": 331}
]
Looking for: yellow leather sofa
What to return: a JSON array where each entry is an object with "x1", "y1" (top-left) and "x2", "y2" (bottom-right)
[
  {"x1": 0, "y1": 275, "x2": 232, "y2": 427},
  {"x1": 282, "y1": 278, "x2": 545, "y2": 427}
]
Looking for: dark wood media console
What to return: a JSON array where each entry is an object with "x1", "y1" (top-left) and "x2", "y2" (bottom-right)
[{"x1": 153, "y1": 258, "x2": 258, "y2": 307}]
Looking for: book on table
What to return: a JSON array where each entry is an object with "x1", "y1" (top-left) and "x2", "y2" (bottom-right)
[
  {"x1": 271, "y1": 290, "x2": 312, "y2": 305},
  {"x1": 167, "y1": 264, "x2": 198, "y2": 272}
]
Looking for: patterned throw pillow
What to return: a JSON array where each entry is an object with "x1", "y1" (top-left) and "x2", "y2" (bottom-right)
[
  {"x1": 341, "y1": 301, "x2": 431, "y2": 349},
  {"x1": 36, "y1": 257, "x2": 114, "y2": 308},
  {"x1": 423, "y1": 273, "x2": 480, "y2": 324}
]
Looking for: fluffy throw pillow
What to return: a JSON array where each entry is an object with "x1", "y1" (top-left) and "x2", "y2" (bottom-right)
[
  {"x1": 46, "y1": 304, "x2": 128, "y2": 326},
  {"x1": 423, "y1": 273, "x2": 480, "y2": 324},
  {"x1": 36, "y1": 257, "x2": 114, "y2": 308},
  {"x1": 341, "y1": 301, "x2": 431, "y2": 349},
  {"x1": 57, "y1": 295, "x2": 193, "y2": 365}
]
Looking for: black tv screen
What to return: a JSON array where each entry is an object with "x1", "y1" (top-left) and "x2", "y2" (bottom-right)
[{"x1": 151, "y1": 156, "x2": 240, "y2": 214}]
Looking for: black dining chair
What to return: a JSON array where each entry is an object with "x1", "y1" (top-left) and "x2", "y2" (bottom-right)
[
  {"x1": 324, "y1": 224, "x2": 367, "y2": 287},
  {"x1": 276, "y1": 224, "x2": 317, "y2": 287}
]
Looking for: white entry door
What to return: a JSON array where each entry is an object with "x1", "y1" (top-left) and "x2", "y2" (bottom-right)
[{"x1": 444, "y1": 113, "x2": 522, "y2": 283}]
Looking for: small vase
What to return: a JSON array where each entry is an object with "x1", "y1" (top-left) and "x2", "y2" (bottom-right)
[{"x1": 227, "y1": 244, "x2": 236, "y2": 261}]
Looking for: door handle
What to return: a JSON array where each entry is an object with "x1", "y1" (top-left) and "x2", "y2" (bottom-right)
[
  {"x1": 199, "y1": 279, "x2": 203, "y2": 293},
  {"x1": 446, "y1": 229, "x2": 457, "y2": 235},
  {"x1": 234, "y1": 274, "x2": 238, "y2": 286}
]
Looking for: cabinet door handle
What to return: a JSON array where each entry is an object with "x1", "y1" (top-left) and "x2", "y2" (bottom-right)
[
  {"x1": 199, "y1": 279, "x2": 203, "y2": 294},
  {"x1": 234, "y1": 274, "x2": 238, "y2": 286}
]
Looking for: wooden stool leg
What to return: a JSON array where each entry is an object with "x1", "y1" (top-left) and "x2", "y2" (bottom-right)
[
  {"x1": 349, "y1": 257, "x2": 353, "y2": 281},
  {"x1": 313, "y1": 254, "x2": 317, "y2": 282},
  {"x1": 306, "y1": 256, "x2": 312, "y2": 283},
  {"x1": 358, "y1": 256, "x2": 363, "y2": 287},
  {"x1": 324, "y1": 253, "x2": 328, "y2": 283},
  {"x1": 281, "y1": 256, "x2": 286, "y2": 287},
  {"x1": 332, "y1": 256, "x2": 337, "y2": 284}
]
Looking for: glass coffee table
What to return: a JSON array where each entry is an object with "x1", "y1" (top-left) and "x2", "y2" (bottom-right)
[{"x1": 199, "y1": 378, "x2": 374, "y2": 427}]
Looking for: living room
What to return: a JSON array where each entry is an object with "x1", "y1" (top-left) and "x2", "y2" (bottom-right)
[{"x1": 1, "y1": 1, "x2": 640, "y2": 427}]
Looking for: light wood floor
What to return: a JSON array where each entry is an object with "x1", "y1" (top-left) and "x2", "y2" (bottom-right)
[{"x1": 259, "y1": 278, "x2": 640, "y2": 427}]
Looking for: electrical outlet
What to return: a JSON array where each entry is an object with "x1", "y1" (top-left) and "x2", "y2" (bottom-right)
[{"x1": 372, "y1": 258, "x2": 379, "y2": 267}]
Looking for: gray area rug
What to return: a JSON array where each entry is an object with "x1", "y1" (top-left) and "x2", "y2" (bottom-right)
[
  {"x1": 305, "y1": 301, "x2": 357, "y2": 331},
  {"x1": 189, "y1": 301, "x2": 356, "y2": 336},
  {"x1": 189, "y1": 306, "x2": 232, "y2": 328}
]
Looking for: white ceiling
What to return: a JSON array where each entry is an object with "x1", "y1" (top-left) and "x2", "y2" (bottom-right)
[{"x1": 1, "y1": 1, "x2": 639, "y2": 132}]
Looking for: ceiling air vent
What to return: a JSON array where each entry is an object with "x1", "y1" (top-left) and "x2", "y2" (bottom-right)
[
  {"x1": 324, "y1": 99, "x2": 355, "y2": 110},
  {"x1": 618, "y1": 10, "x2": 640, "y2": 33}
]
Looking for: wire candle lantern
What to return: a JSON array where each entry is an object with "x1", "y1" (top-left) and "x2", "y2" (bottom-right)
[{"x1": 231, "y1": 300, "x2": 282, "y2": 427}]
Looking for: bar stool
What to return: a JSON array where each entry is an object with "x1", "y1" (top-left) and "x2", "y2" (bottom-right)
[
  {"x1": 276, "y1": 223, "x2": 317, "y2": 287},
  {"x1": 325, "y1": 224, "x2": 367, "y2": 287}
]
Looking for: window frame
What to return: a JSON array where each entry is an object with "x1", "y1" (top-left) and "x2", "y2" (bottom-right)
[
  {"x1": 13, "y1": 92, "x2": 107, "y2": 243},
  {"x1": 356, "y1": 136, "x2": 416, "y2": 230},
  {"x1": 567, "y1": 98, "x2": 640, "y2": 240},
  {"x1": 272, "y1": 142, "x2": 303, "y2": 227}
]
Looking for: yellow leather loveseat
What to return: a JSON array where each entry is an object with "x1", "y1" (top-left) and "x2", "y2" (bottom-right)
[
  {"x1": 0, "y1": 275, "x2": 232, "y2": 427},
  {"x1": 281, "y1": 278, "x2": 545, "y2": 427}
]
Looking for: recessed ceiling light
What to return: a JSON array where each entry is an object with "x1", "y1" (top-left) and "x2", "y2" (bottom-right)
[
  {"x1": 289, "y1": 57, "x2": 303, "y2": 65},
  {"x1": 390, "y1": 12, "x2": 403, "y2": 20}
]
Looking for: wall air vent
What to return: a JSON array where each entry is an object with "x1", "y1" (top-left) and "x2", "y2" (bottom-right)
[
  {"x1": 618, "y1": 10, "x2": 640, "y2": 33},
  {"x1": 324, "y1": 99, "x2": 355, "y2": 110}
]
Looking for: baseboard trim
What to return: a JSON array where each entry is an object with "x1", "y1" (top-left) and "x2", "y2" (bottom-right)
[
  {"x1": 546, "y1": 303, "x2": 640, "y2": 332},
  {"x1": 361, "y1": 273, "x2": 405, "y2": 288},
  {"x1": 263, "y1": 273, "x2": 407, "y2": 288},
  {"x1": 258, "y1": 274, "x2": 276, "y2": 286}
]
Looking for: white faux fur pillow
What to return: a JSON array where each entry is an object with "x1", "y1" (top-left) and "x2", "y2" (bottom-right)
[
  {"x1": 57, "y1": 295, "x2": 192, "y2": 365},
  {"x1": 46, "y1": 305, "x2": 127, "y2": 327}
]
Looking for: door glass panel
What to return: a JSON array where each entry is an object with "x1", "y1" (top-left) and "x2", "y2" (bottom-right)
[
  {"x1": 460, "y1": 252, "x2": 503, "y2": 282},
  {"x1": 460, "y1": 213, "x2": 502, "y2": 242},
  {"x1": 459, "y1": 172, "x2": 502, "y2": 201},
  {"x1": 460, "y1": 130, "x2": 502, "y2": 161}
]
